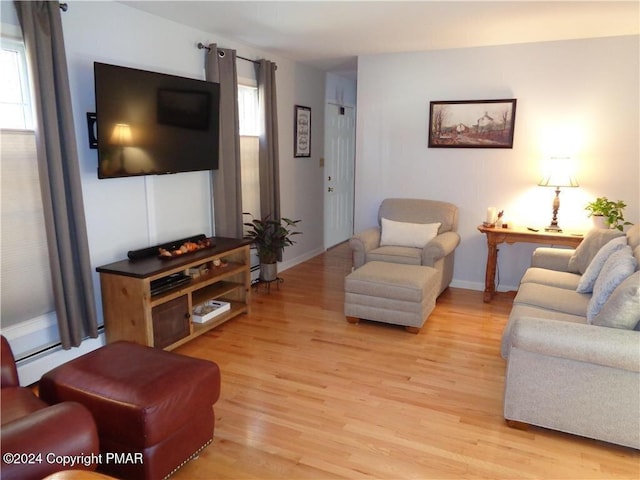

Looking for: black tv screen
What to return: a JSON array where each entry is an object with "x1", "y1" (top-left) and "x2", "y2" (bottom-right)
[{"x1": 94, "y1": 62, "x2": 220, "y2": 179}]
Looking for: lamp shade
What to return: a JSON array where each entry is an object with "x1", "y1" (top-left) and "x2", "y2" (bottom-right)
[
  {"x1": 110, "y1": 123, "x2": 132, "y2": 145},
  {"x1": 538, "y1": 174, "x2": 579, "y2": 188}
]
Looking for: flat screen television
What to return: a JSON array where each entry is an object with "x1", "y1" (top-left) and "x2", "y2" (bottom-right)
[{"x1": 94, "y1": 62, "x2": 220, "y2": 179}]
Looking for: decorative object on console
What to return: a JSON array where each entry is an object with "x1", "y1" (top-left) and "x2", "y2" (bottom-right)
[
  {"x1": 243, "y1": 215, "x2": 302, "y2": 282},
  {"x1": 496, "y1": 210, "x2": 507, "y2": 228},
  {"x1": 584, "y1": 196, "x2": 633, "y2": 231},
  {"x1": 158, "y1": 238, "x2": 213, "y2": 259},
  {"x1": 428, "y1": 99, "x2": 516, "y2": 148},
  {"x1": 538, "y1": 168, "x2": 579, "y2": 232},
  {"x1": 484, "y1": 206, "x2": 497, "y2": 227},
  {"x1": 192, "y1": 300, "x2": 231, "y2": 323},
  {"x1": 127, "y1": 234, "x2": 212, "y2": 260}
]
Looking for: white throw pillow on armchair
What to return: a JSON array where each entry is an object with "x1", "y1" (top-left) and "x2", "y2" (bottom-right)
[{"x1": 380, "y1": 218, "x2": 441, "y2": 248}]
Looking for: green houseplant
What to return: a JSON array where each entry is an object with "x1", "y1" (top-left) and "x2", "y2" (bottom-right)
[
  {"x1": 244, "y1": 215, "x2": 302, "y2": 281},
  {"x1": 584, "y1": 197, "x2": 632, "y2": 231}
]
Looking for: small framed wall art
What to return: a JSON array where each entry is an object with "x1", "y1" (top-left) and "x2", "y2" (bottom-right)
[
  {"x1": 294, "y1": 105, "x2": 311, "y2": 157},
  {"x1": 428, "y1": 99, "x2": 517, "y2": 148}
]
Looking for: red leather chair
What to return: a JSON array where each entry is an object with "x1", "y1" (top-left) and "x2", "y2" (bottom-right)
[{"x1": 1, "y1": 336, "x2": 100, "y2": 480}]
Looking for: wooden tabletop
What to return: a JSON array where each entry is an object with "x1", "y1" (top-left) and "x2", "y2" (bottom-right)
[
  {"x1": 477, "y1": 225, "x2": 585, "y2": 247},
  {"x1": 96, "y1": 237, "x2": 252, "y2": 278}
]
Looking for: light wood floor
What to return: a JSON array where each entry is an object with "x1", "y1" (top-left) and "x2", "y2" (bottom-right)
[{"x1": 174, "y1": 243, "x2": 639, "y2": 479}]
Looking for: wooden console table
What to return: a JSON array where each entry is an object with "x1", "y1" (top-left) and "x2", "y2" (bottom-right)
[
  {"x1": 477, "y1": 225, "x2": 584, "y2": 303},
  {"x1": 97, "y1": 237, "x2": 251, "y2": 349}
]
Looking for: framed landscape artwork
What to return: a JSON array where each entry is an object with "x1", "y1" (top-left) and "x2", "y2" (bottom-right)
[
  {"x1": 428, "y1": 99, "x2": 517, "y2": 148},
  {"x1": 294, "y1": 105, "x2": 311, "y2": 157}
]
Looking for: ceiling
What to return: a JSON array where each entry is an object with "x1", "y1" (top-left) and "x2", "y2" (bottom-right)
[{"x1": 123, "y1": 1, "x2": 639, "y2": 79}]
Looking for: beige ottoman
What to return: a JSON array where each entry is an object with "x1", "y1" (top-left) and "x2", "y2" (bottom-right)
[{"x1": 344, "y1": 261, "x2": 439, "y2": 333}]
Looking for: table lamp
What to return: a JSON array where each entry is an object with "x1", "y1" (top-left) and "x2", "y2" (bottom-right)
[{"x1": 538, "y1": 171, "x2": 579, "y2": 232}]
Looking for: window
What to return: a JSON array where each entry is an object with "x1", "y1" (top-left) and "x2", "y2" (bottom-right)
[
  {"x1": 238, "y1": 84, "x2": 259, "y2": 136},
  {"x1": 1, "y1": 36, "x2": 58, "y2": 359},
  {"x1": 0, "y1": 38, "x2": 33, "y2": 129},
  {"x1": 238, "y1": 84, "x2": 260, "y2": 223}
]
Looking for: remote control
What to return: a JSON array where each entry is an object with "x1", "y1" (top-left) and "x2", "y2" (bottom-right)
[{"x1": 527, "y1": 227, "x2": 539, "y2": 232}]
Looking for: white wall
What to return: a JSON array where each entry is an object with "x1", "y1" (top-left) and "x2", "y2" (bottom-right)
[
  {"x1": 355, "y1": 36, "x2": 639, "y2": 291},
  {"x1": 326, "y1": 72, "x2": 357, "y2": 107},
  {"x1": 61, "y1": 1, "x2": 326, "y2": 324}
]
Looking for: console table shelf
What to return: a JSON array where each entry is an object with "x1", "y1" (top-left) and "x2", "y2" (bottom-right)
[{"x1": 97, "y1": 237, "x2": 251, "y2": 350}]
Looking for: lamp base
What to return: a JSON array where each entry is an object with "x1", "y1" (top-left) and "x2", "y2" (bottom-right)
[{"x1": 544, "y1": 224, "x2": 563, "y2": 233}]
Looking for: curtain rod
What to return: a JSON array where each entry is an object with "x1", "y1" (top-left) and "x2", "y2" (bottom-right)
[{"x1": 197, "y1": 42, "x2": 260, "y2": 65}]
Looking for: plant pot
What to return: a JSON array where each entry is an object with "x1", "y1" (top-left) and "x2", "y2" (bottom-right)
[
  {"x1": 591, "y1": 215, "x2": 609, "y2": 229},
  {"x1": 260, "y1": 262, "x2": 278, "y2": 282}
]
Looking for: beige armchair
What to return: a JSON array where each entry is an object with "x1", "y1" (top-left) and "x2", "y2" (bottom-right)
[{"x1": 349, "y1": 198, "x2": 460, "y2": 295}]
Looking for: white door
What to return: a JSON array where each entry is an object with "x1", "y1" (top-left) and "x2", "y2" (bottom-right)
[{"x1": 324, "y1": 103, "x2": 355, "y2": 248}]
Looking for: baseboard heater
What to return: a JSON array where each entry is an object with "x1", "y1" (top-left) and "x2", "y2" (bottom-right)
[{"x1": 15, "y1": 327, "x2": 106, "y2": 386}]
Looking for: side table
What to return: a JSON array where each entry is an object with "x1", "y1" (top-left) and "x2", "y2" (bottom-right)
[{"x1": 477, "y1": 225, "x2": 584, "y2": 302}]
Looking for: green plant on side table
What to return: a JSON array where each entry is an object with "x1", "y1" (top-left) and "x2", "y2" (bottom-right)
[
  {"x1": 585, "y1": 197, "x2": 633, "y2": 231},
  {"x1": 244, "y1": 215, "x2": 302, "y2": 282}
]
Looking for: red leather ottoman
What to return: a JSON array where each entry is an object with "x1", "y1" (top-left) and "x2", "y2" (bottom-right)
[{"x1": 39, "y1": 341, "x2": 221, "y2": 480}]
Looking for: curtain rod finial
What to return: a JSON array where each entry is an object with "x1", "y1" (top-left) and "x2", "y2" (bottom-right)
[
  {"x1": 197, "y1": 42, "x2": 211, "y2": 51},
  {"x1": 59, "y1": 3, "x2": 68, "y2": 12}
]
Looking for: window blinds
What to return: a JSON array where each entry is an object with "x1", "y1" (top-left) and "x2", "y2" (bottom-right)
[{"x1": 1, "y1": 129, "x2": 55, "y2": 328}]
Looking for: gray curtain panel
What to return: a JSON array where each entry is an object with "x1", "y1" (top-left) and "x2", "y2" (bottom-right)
[
  {"x1": 255, "y1": 60, "x2": 281, "y2": 228},
  {"x1": 14, "y1": 1, "x2": 98, "y2": 348},
  {"x1": 205, "y1": 44, "x2": 243, "y2": 239}
]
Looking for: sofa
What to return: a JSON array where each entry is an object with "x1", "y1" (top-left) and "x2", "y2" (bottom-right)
[
  {"x1": 1, "y1": 336, "x2": 100, "y2": 480},
  {"x1": 501, "y1": 224, "x2": 640, "y2": 449},
  {"x1": 349, "y1": 198, "x2": 460, "y2": 295}
]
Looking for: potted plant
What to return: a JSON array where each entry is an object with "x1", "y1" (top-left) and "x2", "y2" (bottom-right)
[
  {"x1": 585, "y1": 197, "x2": 632, "y2": 231},
  {"x1": 244, "y1": 215, "x2": 302, "y2": 282}
]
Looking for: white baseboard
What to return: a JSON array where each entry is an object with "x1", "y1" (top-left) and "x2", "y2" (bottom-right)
[
  {"x1": 449, "y1": 279, "x2": 483, "y2": 291},
  {"x1": 449, "y1": 279, "x2": 519, "y2": 293},
  {"x1": 249, "y1": 247, "x2": 324, "y2": 282},
  {"x1": 279, "y1": 247, "x2": 325, "y2": 273},
  {"x1": 1, "y1": 312, "x2": 60, "y2": 359},
  {"x1": 16, "y1": 334, "x2": 106, "y2": 386}
]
